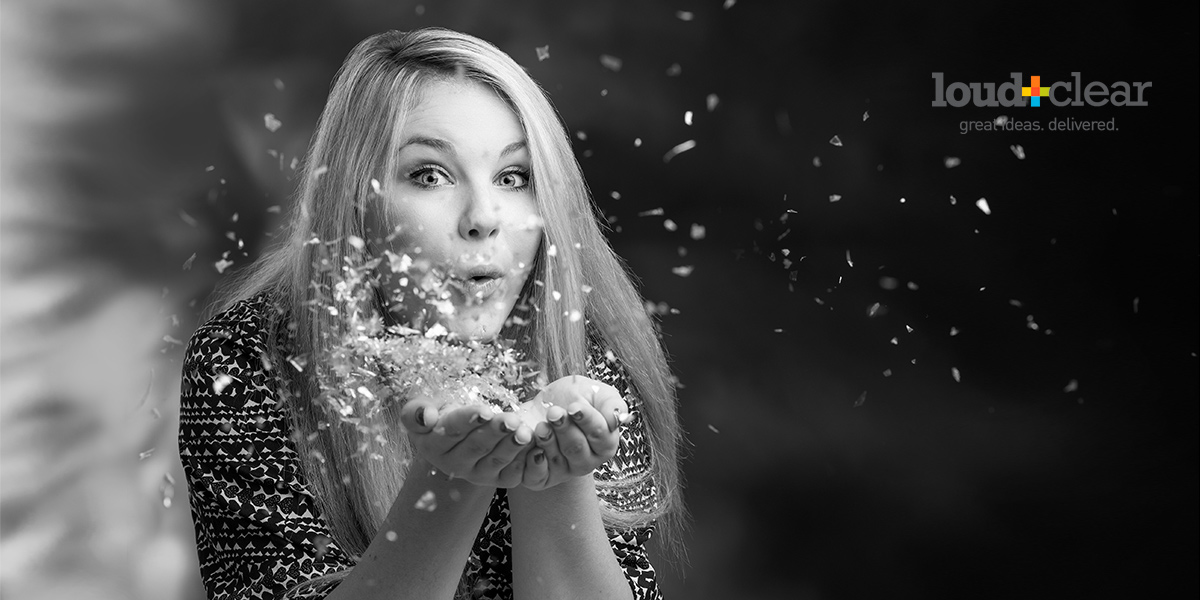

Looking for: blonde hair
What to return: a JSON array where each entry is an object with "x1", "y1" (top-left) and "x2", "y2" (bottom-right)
[{"x1": 210, "y1": 28, "x2": 686, "y2": 564}]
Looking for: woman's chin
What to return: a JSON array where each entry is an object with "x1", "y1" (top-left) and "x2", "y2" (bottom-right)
[{"x1": 443, "y1": 311, "x2": 505, "y2": 341}]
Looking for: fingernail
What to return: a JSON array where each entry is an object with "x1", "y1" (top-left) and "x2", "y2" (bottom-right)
[
  {"x1": 415, "y1": 408, "x2": 426, "y2": 427},
  {"x1": 499, "y1": 420, "x2": 514, "y2": 433},
  {"x1": 618, "y1": 412, "x2": 634, "y2": 425},
  {"x1": 514, "y1": 429, "x2": 531, "y2": 445},
  {"x1": 569, "y1": 408, "x2": 584, "y2": 422},
  {"x1": 533, "y1": 451, "x2": 545, "y2": 465},
  {"x1": 537, "y1": 429, "x2": 553, "y2": 442},
  {"x1": 549, "y1": 413, "x2": 566, "y2": 427}
]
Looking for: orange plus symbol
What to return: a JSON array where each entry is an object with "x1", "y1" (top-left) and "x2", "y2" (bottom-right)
[{"x1": 1022, "y1": 75, "x2": 1050, "y2": 107}]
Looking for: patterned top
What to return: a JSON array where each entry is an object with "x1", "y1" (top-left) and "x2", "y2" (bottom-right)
[{"x1": 178, "y1": 294, "x2": 662, "y2": 599}]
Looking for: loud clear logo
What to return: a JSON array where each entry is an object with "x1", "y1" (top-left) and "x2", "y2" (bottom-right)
[{"x1": 932, "y1": 73, "x2": 1151, "y2": 107}]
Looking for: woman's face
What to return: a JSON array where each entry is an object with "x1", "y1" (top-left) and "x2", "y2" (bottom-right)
[{"x1": 371, "y1": 78, "x2": 542, "y2": 340}]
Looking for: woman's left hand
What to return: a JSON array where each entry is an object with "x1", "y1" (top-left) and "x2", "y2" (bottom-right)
[{"x1": 518, "y1": 376, "x2": 630, "y2": 491}]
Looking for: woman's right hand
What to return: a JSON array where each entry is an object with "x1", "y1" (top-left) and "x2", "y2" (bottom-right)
[{"x1": 400, "y1": 400, "x2": 534, "y2": 488}]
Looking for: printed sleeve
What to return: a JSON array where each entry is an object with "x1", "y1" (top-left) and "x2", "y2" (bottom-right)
[
  {"x1": 589, "y1": 347, "x2": 664, "y2": 600},
  {"x1": 178, "y1": 307, "x2": 354, "y2": 600}
]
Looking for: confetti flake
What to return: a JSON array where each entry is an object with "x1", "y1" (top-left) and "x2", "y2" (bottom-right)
[
  {"x1": 663, "y1": 140, "x2": 696, "y2": 162},
  {"x1": 845, "y1": 250, "x2": 854, "y2": 267},
  {"x1": 723, "y1": 0, "x2": 737, "y2": 7},
  {"x1": 706, "y1": 94, "x2": 720, "y2": 112},
  {"x1": 666, "y1": 63, "x2": 682, "y2": 76},
  {"x1": 212, "y1": 374, "x2": 233, "y2": 394},
  {"x1": 994, "y1": 115, "x2": 1009, "y2": 126},
  {"x1": 951, "y1": 367, "x2": 961, "y2": 382},
  {"x1": 664, "y1": 219, "x2": 678, "y2": 231},
  {"x1": 1010, "y1": 144, "x2": 1026, "y2": 159},
  {"x1": 138, "y1": 448, "x2": 155, "y2": 460},
  {"x1": 599, "y1": 55, "x2": 623, "y2": 72},
  {"x1": 264, "y1": 113, "x2": 282, "y2": 132},
  {"x1": 862, "y1": 110, "x2": 870, "y2": 122},
  {"x1": 182, "y1": 253, "x2": 196, "y2": 270},
  {"x1": 944, "y1": 156, "x2": 961, "y2": 169},
  {"x1": 676, "y1": 10, "x2": 694, "y2": 20},
  {"x1": 950, "y1": 327, "x2": 959, "y2": 336},
  {"x1": 638, "y1": 208, "x2": 664, "y2": 217},
  {"x1": 707, "y1": 424, "x2": 720, "y2": 433},
  {"x1": 385, "y1": 530, "x2": 398, "y2": 542},
  {"x1": 684, "y1": 111, "x2": 693, "y2": 125},
  {"x1": 854, "y1": 391, "x2": 867, "y2": 407},
  {"x1": 1132, "y1": 297, "x2": 1139, "y2": 313},
  {"x1": 671, "y1": 265, "x2": 694, "y2": 277},
  {"x1": 690, "y1": 223, "x2": 706, "y2": 240},
  {"x1": 812, "y1": 156, "x2": 822, "y2": 167},
  {"x1": 867, "y1": 302, "x2": 883, "y2": 317},
  {"x1": 415, "y1": 490, "x2": 437, "y2": 511},
  {"x1": 975, "y1": 198, "x2": 992, "y2": 215},
  {"x1": 547, "y1": 244, "x2": 557, "y2": 257},
  {"x1": 180, "y1": 211, "x2": 198, "y2": 227},
  {"x1": 536, "y1": 45, "x2": 550, "y2": 61},
  {"x1": 1064, "y1": 379, "x2": 1079, "y2": 393},
  {"x1": 828, "y1": 135, "x2": 843, "y2": 147},
  {"x1": 829, "y1": 194, "x2": 842, "y2": 202},
  {"x1": 214, "y1": 259, "x2": 234, "y2": 274}
]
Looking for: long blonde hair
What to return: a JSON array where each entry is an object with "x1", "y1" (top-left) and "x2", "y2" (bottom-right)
[{"x1": 210, "y1": 28, "x2": 686, "y2": 561}]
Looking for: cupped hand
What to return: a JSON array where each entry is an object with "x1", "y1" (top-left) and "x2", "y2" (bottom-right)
[
  {"x1": 517, "y1": 376, "x2": 632, "y2": 491},
  {"x1": 400, "y1": 399, "x2": 535, "y2": 488}
]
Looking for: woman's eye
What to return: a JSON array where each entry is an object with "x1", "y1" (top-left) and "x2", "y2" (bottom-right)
[
  {"x1": 497, "y1": 170, "x2": 530, "y2": 189},
  {"x1": 409, "y1": 167, "x2": 450, "y2": 188}
]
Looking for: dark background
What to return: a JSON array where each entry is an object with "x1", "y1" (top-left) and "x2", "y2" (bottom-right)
[{"x1": 2, "y1": 1, "x2": 1196, "y2": 599}]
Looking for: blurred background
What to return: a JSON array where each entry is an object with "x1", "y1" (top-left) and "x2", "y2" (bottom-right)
[{"x1": 1, "y1": 1, "x2": 1196, "y2": 599}]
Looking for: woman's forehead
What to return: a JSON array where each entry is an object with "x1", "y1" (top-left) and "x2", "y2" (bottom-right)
[{"x1": 397, "y1": 79, "x2": 526, "y2": 156}]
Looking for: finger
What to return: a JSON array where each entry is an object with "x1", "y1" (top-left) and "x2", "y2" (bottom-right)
[
  {"x1": 572, "y1": 403, "x2": 619, "y2": 459},
  {"x1": 435, "y1": 405, "x2": 495, "y2": 437},
  {"x1": 591, "y1": 392, "x2": 629, "y2": 432},
  {"x1": 521, "y1": 447, "x2": 549, "y2": 490},
  {"x1": 496, "y1": 446, "x2": 530, "y2": 489},
  {"x1": 400, "y1": 399, "x2": 439, "y2": 434},
  {"x1": 554, "y1": 406, "x2": 594, "y2": 466},
  {"x1": 420, "y1": 406, "x2": 495, "y2": 457},
  {"x1": 470, "y1": 416, "x2": 532, "y2": 473}
]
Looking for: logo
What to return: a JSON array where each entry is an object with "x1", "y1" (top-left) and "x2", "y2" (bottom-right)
[
  {"x1": 1022, "y1": 76, "x2": 1049, "y2": 107},
  {"x1": 932, "y1": 73, "x2": 1151, "y2": 107}
]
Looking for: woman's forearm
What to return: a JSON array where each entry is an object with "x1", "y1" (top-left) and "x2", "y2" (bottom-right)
[
  {"x1": 325, "y1": 459, "x2": 495, "y2": 600},
  {"x1": 507, "y1": 476, "x2": 634, "y2": 600}
]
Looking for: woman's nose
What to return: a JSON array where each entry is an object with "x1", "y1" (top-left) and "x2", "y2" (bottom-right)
[{"x1": 457, "y1": 185, "x2": 500, "y2": 240}]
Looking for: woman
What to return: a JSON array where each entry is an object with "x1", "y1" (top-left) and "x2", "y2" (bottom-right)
[{"x1": 179, "y1": 28, "x2": 684, "y2": 599}]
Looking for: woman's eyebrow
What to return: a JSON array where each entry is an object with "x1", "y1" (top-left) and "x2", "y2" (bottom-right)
[
  {"x1": 397, "y1": 137, "x2": 527, "y2": 158},
  {"x1": 398, "y1": 136, "x2": 455, "y2": 155},
  {"x1": 499, "y1": 140, "x2": 527, "y2": 158}
]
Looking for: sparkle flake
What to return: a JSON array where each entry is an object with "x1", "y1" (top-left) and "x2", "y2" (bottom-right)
[
  {"x1": 415, "y1": 490, "x2": 437, "y2": 511},
  {"x1": 599, "y1": 55, "x2": 622, "y2": 72},
  {"x1": 671, "y1": 265, "x2": 694, "y2": 277},
  {"x1": 975, "y1": 198, "x2": 992, "y2": 215},
  {"x1": 536, "y1": 45, "x2": 550, "y2": 61},
  {"x1": 1010, "y1": 144, "x2": 1026, "y2": 159},
  {"x1": 829, "y1": 135, "x2": 843, "y2": 147},
  {"x1": 264, "y1": 113, "x2": 282, "y2": 132},
  {"x1": 951, "y1": 367, "x2": 961, "y2": 382},
  {"x1": 663, "y1": 140, "x2": 696, "y2": 162},
  {"x1": 944, "y1": 156, "x2": 961, "y2": 169},
  {"x1": 690, "y1": 223, "x2": 706, "y2": 240}
]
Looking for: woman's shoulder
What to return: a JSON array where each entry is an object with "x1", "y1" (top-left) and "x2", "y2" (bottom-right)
[{"x1": 184, "y1": 292, "x2": 284, "y2": 370}]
